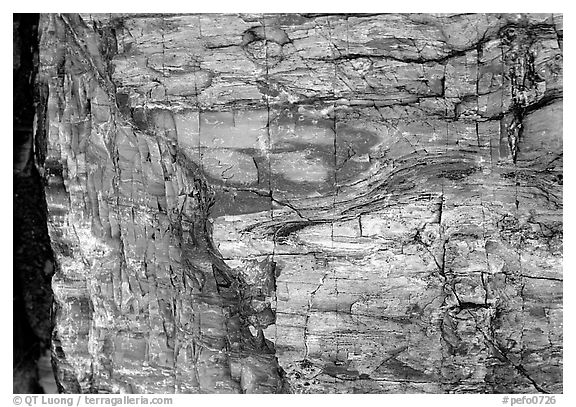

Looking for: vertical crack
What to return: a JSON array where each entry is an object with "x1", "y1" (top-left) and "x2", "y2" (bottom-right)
[
  {"x1": 303, "y1": 273, "x2": 328, "y2": 360},
  {"x1": 327, "y1": 17, "x2": 340, "y2": 364},
  {"x1": 195, "y1": 16, "x2": 204, "y2": 172}
]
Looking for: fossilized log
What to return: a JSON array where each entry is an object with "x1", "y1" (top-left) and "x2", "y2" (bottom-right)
[{"x1": 39, "y1": 13, "x2": 562, "y2": 393}]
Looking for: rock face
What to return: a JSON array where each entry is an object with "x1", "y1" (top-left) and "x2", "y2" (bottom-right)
[{"x1": 38, "y1": 13, "x2": 562, "y2": 393}]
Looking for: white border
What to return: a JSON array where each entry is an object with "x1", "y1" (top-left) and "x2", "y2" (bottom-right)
[{"x1": 3, "y1": 4, "x2": 572, "y2": 404}]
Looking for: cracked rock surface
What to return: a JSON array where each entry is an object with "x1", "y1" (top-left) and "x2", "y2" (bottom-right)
[{"x1": 38, "y1": 13, "x2": 562, "y2": 393}]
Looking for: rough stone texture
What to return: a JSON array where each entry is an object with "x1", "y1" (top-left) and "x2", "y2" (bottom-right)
[{"x1": 39, "y1": 13, "x2": 562, "y2": 393}]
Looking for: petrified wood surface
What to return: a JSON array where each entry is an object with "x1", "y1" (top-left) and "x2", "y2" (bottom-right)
[{"x1": 39, "y1": 13, "x2": 562, "y2": 393}]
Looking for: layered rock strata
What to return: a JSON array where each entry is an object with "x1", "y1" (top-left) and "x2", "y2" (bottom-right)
[{"x1": 38, "y1": 13, "x2": 562, "y2": 393}]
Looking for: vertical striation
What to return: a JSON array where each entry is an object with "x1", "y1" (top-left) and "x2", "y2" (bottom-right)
[{"x1": 38, "y1": 13, "x2": 562, "y2": 393}]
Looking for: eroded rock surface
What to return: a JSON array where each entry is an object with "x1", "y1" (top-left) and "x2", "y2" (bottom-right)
[{"x1": 39, "y1": 13, "x2": 562, "y2": 393}]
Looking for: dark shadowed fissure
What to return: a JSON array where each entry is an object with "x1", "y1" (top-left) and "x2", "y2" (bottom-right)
[{"x1": 13, "y1": 13, "x2": 56, "y2": 393}]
